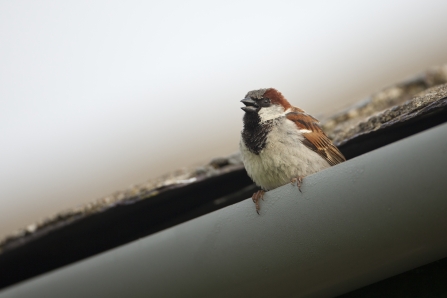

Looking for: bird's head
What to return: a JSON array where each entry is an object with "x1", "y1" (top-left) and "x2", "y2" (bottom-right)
[{"x1": 241, "y1": 88, "x2": 291, "y2": 122}]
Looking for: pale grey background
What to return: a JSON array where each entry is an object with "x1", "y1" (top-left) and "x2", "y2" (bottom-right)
[{"x1": 1, "y1": 0, "x2": 447, "y2": 238}]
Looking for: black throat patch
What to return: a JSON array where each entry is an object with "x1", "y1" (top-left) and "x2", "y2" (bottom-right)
[{"x1": 242, "y1": 112, "x2": 274, "y2": 155}]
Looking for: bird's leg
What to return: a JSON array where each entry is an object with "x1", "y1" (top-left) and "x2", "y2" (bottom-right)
[
  {"x1": 252, "y1": 190, "x2": 265, "y2": 215},
  {"x1": 291, "y1": 177, "x2": 303, "y2": 193}
]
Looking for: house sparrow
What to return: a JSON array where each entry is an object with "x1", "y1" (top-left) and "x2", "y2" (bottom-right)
[{"x1": 240, "y1": 88, "x2": 345, "y2": 214}]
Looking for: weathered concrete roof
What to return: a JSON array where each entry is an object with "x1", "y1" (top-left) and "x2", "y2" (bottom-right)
[{"x1": 322, "y1": 64, "x2": 447, "y2": 144}]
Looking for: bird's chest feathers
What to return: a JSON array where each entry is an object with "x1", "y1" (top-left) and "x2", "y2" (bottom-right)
[
  {"x1": 241, "y1": 105, "x2": 289, "y2": 155},
  {"x1": 241, "y1": 119, "x2": 275, "y2": 155},
  {"x1": 242, "y1": 116, "x2": 302, "y2": 156},
  {"x1": 240, "y1": 119, "x2": 309, "y2": 190}
]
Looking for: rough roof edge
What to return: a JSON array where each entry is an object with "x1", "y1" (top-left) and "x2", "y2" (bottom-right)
[
  {"x1": 0, "y1": 154, "x2": 244, "y2": 253},
  {"x1": 322, "y1": 64, "x2": 447, "y2": 142}
]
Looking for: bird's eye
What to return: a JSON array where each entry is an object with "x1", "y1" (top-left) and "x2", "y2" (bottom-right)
[{"x1": 263, "y1": 98, "x2": 270, "y2": 104}]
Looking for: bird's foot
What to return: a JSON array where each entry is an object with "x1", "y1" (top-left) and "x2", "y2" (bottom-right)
[
  {"x1": 290, "y1": 177, "x2": 303, "y2": 193},
  {"x1": 252, "y1": 190, "x2": 265, "y2": 215}
]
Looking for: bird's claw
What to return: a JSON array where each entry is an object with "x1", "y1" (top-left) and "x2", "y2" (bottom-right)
[
  {"x1": 252, "y1": 190, "x2": 265, "y2": 215},
  {"x1": 291, "y1": 177, "x2": 303, "y2": 193}
]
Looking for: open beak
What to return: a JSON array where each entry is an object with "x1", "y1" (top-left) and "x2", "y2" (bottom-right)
[{"x1": 241, "y1": 98, "x2": 258, "y2": 113}]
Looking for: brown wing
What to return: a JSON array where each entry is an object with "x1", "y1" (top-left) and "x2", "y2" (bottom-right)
[{"x1": 286, "y1": 110, "x2": 346, "y2": 166}]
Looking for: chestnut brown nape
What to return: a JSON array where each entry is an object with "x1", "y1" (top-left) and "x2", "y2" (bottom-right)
[{"x1": 263, "y1": 88, "x2": 292, "y2": 110}]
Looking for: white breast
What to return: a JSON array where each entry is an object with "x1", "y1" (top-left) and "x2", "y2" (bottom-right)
[{"x1": 240, "y1": 117, "x2": 330, "y2": 190}]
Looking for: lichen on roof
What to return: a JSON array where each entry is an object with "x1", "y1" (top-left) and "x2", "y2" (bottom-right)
[
  {"x1": 322, "y1": 64, "x2": 447, "y2": 144},
  {"x1": 0, "y1": 153, "x2": 244, "y2": 253}
]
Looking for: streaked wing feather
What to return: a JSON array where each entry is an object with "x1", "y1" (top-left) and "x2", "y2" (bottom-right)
[{"x1": 286, "y1": 111, "x2": 345, "y2": 166}]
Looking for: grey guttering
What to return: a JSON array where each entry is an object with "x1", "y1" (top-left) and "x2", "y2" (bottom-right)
[{"x1": 1, "y1": 123, "x2": 447, "y2": 298}]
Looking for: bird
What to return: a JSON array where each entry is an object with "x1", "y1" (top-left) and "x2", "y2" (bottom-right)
[{"x1": 239, "y1": 88, "x2": 345, "y2": 214}]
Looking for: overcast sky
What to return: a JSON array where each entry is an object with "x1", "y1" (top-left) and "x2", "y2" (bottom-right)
[{"x1": 1, "y1": 0, "x2": 447, "y2": 238}]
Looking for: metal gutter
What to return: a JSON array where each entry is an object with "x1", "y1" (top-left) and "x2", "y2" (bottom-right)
[{"x1": 1, "y1": 123, "x2": 446, "y2": 298}]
